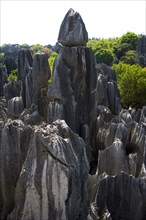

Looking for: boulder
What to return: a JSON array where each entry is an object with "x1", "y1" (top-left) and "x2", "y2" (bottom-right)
[{"x1": 58, "y1": 8, "x2": 88, "y2": 46}]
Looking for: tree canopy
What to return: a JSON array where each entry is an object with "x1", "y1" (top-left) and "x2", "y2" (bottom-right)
[
  {"x1": 88, "y1": 32, "x2": 141, "y2": 66},
  {"x1": 112, "y1": 63, "x2": 146, "y2": 108}
]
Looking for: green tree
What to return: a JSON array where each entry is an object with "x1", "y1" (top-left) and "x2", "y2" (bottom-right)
[
  {"x1": 112, "y1": 63, "x2": 146, "y2": 108},
  {"x1": 87, "y1": 39, "x2": 115, "y2": 65},
  {"x1": 120, "y1": 32, "x2": 140, "y2": 50},
  {"x1": 113, "y1": 42, "x2": 132, "y2": 60},
  {"x1": 113, "y1": 32, "x2": 140, "y2": 60},
  {"x1": 120, "y1": 50, "x2": 140, "y2": 65},
  {"x1": 95, "y1": 48, "x2": 114, "y2": 66}
]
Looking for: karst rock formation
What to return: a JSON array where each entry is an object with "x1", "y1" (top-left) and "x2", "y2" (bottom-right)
[{"x1": 0, "y1": 8, "x2": 146, "y2": 220}]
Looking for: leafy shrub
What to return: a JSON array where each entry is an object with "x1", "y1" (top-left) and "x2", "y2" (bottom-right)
[
  {"x1": 113, "y1": 63, "x2": 146, "y2": 108},
  {"x1": 48, "y1": 52, "x2": 58, "y2": 84},
  {"x1": 0, "y1": 53, "x2": 4, "y2": 59},
  {"x1": 8, "y1": 69, "x2": 17, "y2": 81}
]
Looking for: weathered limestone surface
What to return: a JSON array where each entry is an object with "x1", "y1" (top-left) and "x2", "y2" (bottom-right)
[
  {"x1": 88, "y1": 172, "x2": 146, "y2": 220},
  {"x1": 48, "y1": 46, "x2": 97, "y2": 135},
  {"x1": 0, "y1": 8, "x2": 146, "y2": 220},
  {"x1": 17, "y1": 49, "x2": 33, "y2": 108},
  {"x1": 7, "y1": 120, "x2": 89, "y2": 220},
  {"x1": 58, "y1": 8, "x2": 88, "y2": 46},
  {"x1": 25, "y1": 69, "x2": 33, "y2": 108},
  {"x1": 17, "y1": 49, "x2": 33, "y2": 83},
  {"x1": 7, "y1": 96, "x2": 24, "y2": 117},
  {"x1": 0, "y1": 120, "x2": 32, "y2": 219},
  {"x1": 32, "y1": 53, "x2": 51, "y2": 120},
  {"x1": 0, "y1": 68, "x2": 4, "y2": 97},
  {"x1": 0, "y1": 98, "x2": 7, "y2": 123},
  {"x1": 4, "y1": 80, "x2": 22, "y2": 102},
  {"x1": 96, "y1": 63, "x2": 120, "y2": 115},
  {"x1": 96, "y1": 110, "x2": 145, "y2": 177}
]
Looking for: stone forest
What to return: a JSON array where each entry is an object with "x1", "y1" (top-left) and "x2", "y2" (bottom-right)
[{"x1": 0, "y1": 8, "x2": 146, "y2": 220}]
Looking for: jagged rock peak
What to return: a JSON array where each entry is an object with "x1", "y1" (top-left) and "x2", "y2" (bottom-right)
[{"x1": 58, "y1": 8, "x2": 88, "y2": 46}]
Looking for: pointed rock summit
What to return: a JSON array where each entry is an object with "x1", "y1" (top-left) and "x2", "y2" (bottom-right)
[{"x1": 58, "y1": 8, "x2": 88, "y2": 46}]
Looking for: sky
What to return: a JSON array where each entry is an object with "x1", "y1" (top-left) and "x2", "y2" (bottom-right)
[{"x1": 0, "y1": 0, "x2": 146, "y2": 46}]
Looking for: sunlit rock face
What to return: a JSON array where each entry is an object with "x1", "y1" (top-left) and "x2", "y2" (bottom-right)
[{"x1": 7, "y1": 120, "x2": 89, "y2": 220}]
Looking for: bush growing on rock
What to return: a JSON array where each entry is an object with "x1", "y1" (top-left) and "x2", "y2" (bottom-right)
[
  {"x1": 48, "y1": 51, "x2": 58, "y2": 84},
  {"x1": 7, "y1": 69, "x2": 17, "y2": 81}
]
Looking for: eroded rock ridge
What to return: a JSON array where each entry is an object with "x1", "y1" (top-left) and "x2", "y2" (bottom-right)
[{"x1": 0, "y1": 9, "x2": 146, "y2": 220}]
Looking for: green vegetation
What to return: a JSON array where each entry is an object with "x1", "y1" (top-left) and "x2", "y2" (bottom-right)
[
  {"x1": 120, "y1": 50, "x2": 140, "y2": 65},
  {"x1": 48, "y1": 52, "x2": 58, "y2": 84},
  {"x1": 8, "y1": 69, "x2": 17, "y2": 81},
  {"x1": 88, "y1": 32, "x2": 141, "y2": 66},
  {"x1": 0, "y1": 53, "x2": 4, "y2": 59},
  {"x1": 88, "y1": 32, "x2": 145, "y2": 108},
  {"x1": 1, "y1": 32, "x2": 144, "y2": 109},
  {"x1": 31, "y1": 44, "x2": 44, "y2": 53},
  {"x1": 112, "y1": 63, "x2": 146, "y2": 108},
  {"x1": 87, "y1": 38, "x2": 115, "y2": 66},
  {"x1": 119, "y1": 32, "x2": 140, "y2": 50}
]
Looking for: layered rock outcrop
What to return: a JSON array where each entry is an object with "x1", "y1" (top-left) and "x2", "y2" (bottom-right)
[{"x1": 0, "y1": 8, "x2": 146, "y2": 220}]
